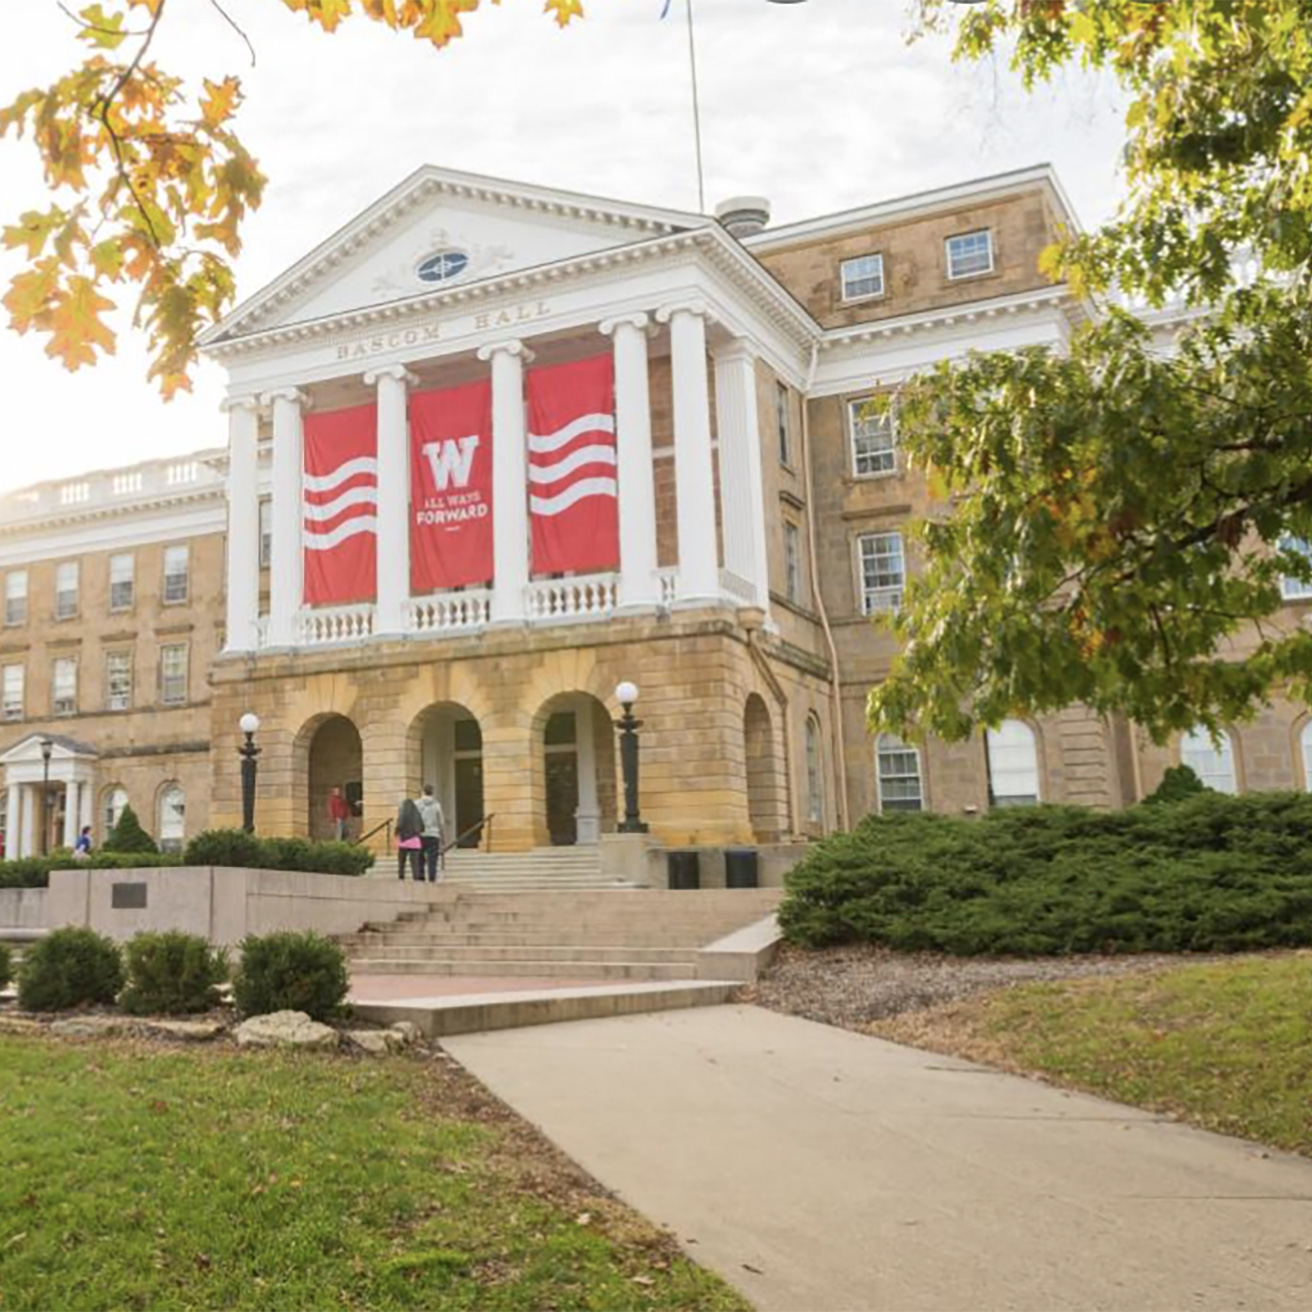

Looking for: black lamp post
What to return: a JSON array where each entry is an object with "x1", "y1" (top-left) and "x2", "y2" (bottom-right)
[
  {"x1": 614, "y1": 682, "x2": 649, "y2": 835},
  {"x1": 39, "y1": 737, "x2": 53, "y2": 856},
  {"x1": 238, "y1": 712, "x2": 261, "y2": 834}
]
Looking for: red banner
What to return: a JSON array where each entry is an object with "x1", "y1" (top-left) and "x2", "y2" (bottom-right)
[
  {"x1": 527, "y1": 355, "x2": 618, "y2": 576},
  {"x1": 303, "y1": 402, "x2": 377, "y2": 606},
  {"x1": 410, "y1": 380, "x2": 494, "y2": 592}
]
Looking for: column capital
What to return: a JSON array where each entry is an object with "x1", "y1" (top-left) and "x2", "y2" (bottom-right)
[
  {"x1": 655, "y1": 300, "x2": 713, "y2": 327},
  {"x1": 477, "y1": 339, "x2": 535, "y2": 364},
  {"x1": 710, "y1": 338, "x2": 759, "y2": 367},
  {"x1": 363, "y1": 364, "x2": 418, "y2": 388},
  {"x1": 599, "y1": 312, "x2": 654, "y2": 338},
  {"x1": 220, "y1": 394, "x2": 261, "y2": 415},
  {"x1": 260, "y1": 386, "x2": 310, "y2": 410}
]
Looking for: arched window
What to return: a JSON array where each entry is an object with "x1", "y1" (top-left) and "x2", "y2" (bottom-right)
[
  {"x1": 876, "y1": 734, "x2": 923, "y2": 813},
  {"x1": 1301, "y1": 722, "x2": 1312, "y2": 791},
  {"x1": 158, "y1": 784, "x2": 186, "y2": 853},
  {"x1": 985, "y1": 721, "x2": 1040, "y2": 808},
  {"x1": 1180, "y1": 726, "x2": 1238, "y2": 794},
  {"x1": 102, "y1": 785, "x2": 128, "y2": 838},
  {"x1": 805, "y1": 715, "x2": 824, "y2": 826}
]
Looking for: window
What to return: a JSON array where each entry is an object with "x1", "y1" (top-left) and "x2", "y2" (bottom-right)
[
  {"x1": 840, "y1": 253, "x2": 884, "y2": 302},
  {"x1": 2, "y1": 664, "x2": 24, "y2": 721},
  {"x1": 103, "y1": 785, "x2": 128, "y2": 837},
  {"x1": 946, "y1": 229, "x2": 994, "y2": 280},
  {"x1": 850, "y1": 399, "x2": 897, "y2": 477},
  {"x1": 805, "y1": 715, "x2": 824, "y2": 826},
  {"x1": 1302, "y1": 722, "x2": 1312, "y2": 791},
  {"x1": 1180, "y1": 726, "x2": 1238, "y2": 794},
  {"x1": 877, "y1": 734, "x2": 923, "y2": 813},
  {"x1": 106, "y1": 650, "x2": 132, "y2": 712},
  {"x1": 5, "y1": 571, "x2": 27, "y2": 626},
  {"x1": 986, "y1": 720, "x2": 1040, "y2": 807},
  {"x1": 163, "y1": 544, "x2": 189, "y2": 604},
  {"x1": 55, "y1": 561, "x2": 79, "y2": 620},
  {"x1": 259, "y1": 499, "x2": 273, "y2": 569},
  {"x1": 158, "y1": 784, "x2": 186, "y2": 854},
  {"x1": 1279, "y1": 536, "x2": 1312, "y2": 601},
  {"x1": 110, "y1": 553, "x2": 135, "y2": 611},
  {"x1": 52, "y1": 658, "x2": 77, "y2": 716},
  {"x1": 858, "y1": 532, "x2": 905, "y2": 615},
  {"x1": 159, "y1": 644, "x2": 188, "y2": 705},
  {"x1": 776, "y1": 381, "x2": 792, "y2": 465},
  {"x1": 784, "y1": 522, "x2": 803, "y2": 604}
]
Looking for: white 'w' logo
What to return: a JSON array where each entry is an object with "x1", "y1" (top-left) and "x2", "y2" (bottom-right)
[{"x1": 423, "y1": 436, "x2": 480, "y2": 492}]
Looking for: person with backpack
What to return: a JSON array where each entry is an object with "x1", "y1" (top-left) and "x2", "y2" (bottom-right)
[
  {"x1": 415, "y1": 784, "x2": 445, "y2": 883},
  {"x1": 395, "y1": 797, "x2": 424, "y2": 880}
]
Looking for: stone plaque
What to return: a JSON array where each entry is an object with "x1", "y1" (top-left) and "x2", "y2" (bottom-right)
[{"x1": 110, "y1": 882, "x2": 148, "y2": 910}]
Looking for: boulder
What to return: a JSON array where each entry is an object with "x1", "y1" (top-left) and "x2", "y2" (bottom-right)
[
  {"x1": 347, "y1": 1029, "x2": 400, "y2": 1055},
  {"x1": 143, "y1": 1019, "x2": 226, "y2": 1042},
  {"x1": 233, "y1": 1011, "x2": 339, "y2": 1051},
  {"x1": 389, "y1": 1021, "x2": 424, "y2": 1047},
  {"x1": 50, "y1": 1016, "x2": 127, "y2": 1038}
]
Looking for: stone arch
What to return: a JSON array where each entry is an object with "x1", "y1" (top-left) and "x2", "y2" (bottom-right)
[
  {"x1": 155, "y1": 780, "x2": 187, "y2": 853},
  {"x1": 744, "y1": 693, "x2": 786, "y2": 842},
  {"x1": 297, "y1": 712, "x2": 364, "y2": 840},
  {"x1": 530, "y1": 690, "x2": 617, "y2": 847},
  {"x1": 407, "y1": 701, "x2": 486, "y2": 849}
]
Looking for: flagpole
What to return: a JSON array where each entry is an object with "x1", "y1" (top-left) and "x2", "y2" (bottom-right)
[{"x1": 684, "y1": 0, "x2": 706, "y2": 213}]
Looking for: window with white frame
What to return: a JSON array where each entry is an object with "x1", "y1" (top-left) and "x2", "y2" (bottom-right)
[
  {"x1": 158, "y1": 784, "x2": 186, "y2": 853},
  {"x1": 1180, "y1": 726, "x2": 1238, "y2": 794},
  {"x1": 1301, "y1": 722, "x2": 1312, "y2": 791},
  {"x1": 946, "y1": 229, "x2": 994, "y2": 279},
  {"x1": 109, "y1": 553, "x2": 135, "y2": 611},
  {"x1": 159, "y1": 644, "x2": 188, "y2": 705},
  {"x1": 2, "y1": 664, "x2": 23, "y2": 721},
  {"x1": 106, "y1": 650, "x2": 132, "y2": 712},
  {"x1": 103, "y1": 785, "x2": 128, "y2": 838},
  {"x1": 858, "y1": 532, "x2": 905, "y2": 615},
  {"x1": 52, "y1": 657, "x2": 77, "y2": 716},
  {"x1": 849, "y1": 399, "x2": 897, "y2": 477},
  {"x1": 259, "y1": 499, "x2": 273, "y2": 569},
  {"x1": 784, "y1": 522, "x2": 803, "y2": 604},
  {"x1": 1279, "y1": 536, "x2": 1312, "y2": 601},
  {"x1": 805, "y1": 714, "x2": 824, "y2": 825},
  {"x1": 162, "y1": 544, "x2": 189, "y2": 604},
  {"x1": 55, "y1": 561, "x2": 79, "y2": 620},
  {"x1": 776, "y1": 381, "x2": 792, "y2": 465},
  {"x1": 5, "y1": 571, "x2": 27, "y2": 626},
  {"x1": 0, "y1": 789, "x2": 7, "y2": 856},
  {"x1": 840, "y1": 253, "x2": 884, "y2": 302},
  {"x1": 876, "y1": 734, "x2": 923, "y2": 812},
  {"x1": 986, "y1": 720, "x2": 1040, "y2": 807}
]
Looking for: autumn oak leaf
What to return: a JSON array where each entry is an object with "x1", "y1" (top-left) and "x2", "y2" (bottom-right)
[{"x1": 46, "y1": 275, "x2": 117, "y2": 369}]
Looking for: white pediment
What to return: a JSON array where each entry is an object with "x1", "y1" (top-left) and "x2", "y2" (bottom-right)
[
  {"x1": 206, "y1": 165, "x2": 706, "y2": 345},
  {"x1": 1, "y1": 733, "x2": 99, "y2": 766}
]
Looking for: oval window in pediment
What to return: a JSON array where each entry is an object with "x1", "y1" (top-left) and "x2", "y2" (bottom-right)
[{"x1": 416, "y1": 250, "x2": 470, "y2": 284}]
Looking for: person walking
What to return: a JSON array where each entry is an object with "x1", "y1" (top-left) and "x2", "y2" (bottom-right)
[
  {"x1": 395, "y1": 797, "x2": 424, "y2": 881},
  {"x1": 73, "y1": 825, "x2": 93, "y2": 859},
  {"x1": 416, "y1": 784, "x2": 445, "y2": 884}
]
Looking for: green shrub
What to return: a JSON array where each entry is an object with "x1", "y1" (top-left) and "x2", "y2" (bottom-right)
[
  {"x1": 183, "y1": 828, "x2": 265, "y2": 868},
  {"x1": 103, "y1": 804, "x2": 158, "y2": 854},
  {"x1": 0, "y1": 851, "x2": 183, "y2": 889},
  {"x1": 119, "y1": 931, "x2": 228, "y2": 1016},
  {"x1": 232, "y1": 931, "x2": 349, "y2": 1021},
  {"x1": 183, "y1": 829, "x2": 372, "y2": 876},
  {"x1": 17, "y1": 927, "x2": 125, "y2": 1012},
  {"x1": 1144, "y1": 763, "x2": 1210, "y2": 805},
  {"x1": 0, "y1": 942, "x2": 11, "y2": 990},
  {"x1": 779, "y1": 791, "x2": 1312, "y2": 956}
]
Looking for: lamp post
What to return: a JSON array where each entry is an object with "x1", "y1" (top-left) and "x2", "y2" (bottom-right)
[
  {"x1": 614, "y1": 682, "x2": 649, "y2": 834},
  {"x1": 238, "y1": 713, "x2": 261, "y2": 834},
  {"x1": 39, "y1": 737, "x2": 53, "y2": 856}
]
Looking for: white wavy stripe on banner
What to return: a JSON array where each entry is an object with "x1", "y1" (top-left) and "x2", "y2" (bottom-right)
[
  {"x1": 304, "y1": 515, "x2": 378, "y2": 550},
  {"x1": 527, "y1": 412, "x2": 615, "y2": 455},
  {"x1": 530, "y1": 476, "x2": 618, "y2": 517},
  {"x1": 302, "y1": 484, "x2": 378, "y2": 522},
  {"x1": 528, "y1": 444, "x2": 618, "y2": 484},
  {"x1": 303, "y1": 455, "x2": 378, "y2": 494}
]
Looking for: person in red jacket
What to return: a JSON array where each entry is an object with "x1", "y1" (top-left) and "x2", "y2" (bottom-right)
[{"x1": 328, "y1": 786, "x2": 351, "y2": 841}]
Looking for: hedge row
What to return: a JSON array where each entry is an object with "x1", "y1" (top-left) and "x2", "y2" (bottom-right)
[
  {"x1": 778, "y1": 790, "x2": 1312, "y2": 956},
  {"x1": 0, "y1": 852, "x2": 183, "y2": 889}
]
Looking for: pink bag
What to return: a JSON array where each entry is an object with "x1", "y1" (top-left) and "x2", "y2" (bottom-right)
[{"x1": 398, "y1": 836, "x2": 422, "y2": 851}]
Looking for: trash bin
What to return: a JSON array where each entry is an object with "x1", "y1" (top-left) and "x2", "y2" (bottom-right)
[
  {"x1": 725, "y1": 848, "x2": 759, "y2": 889},
  {"x1": 667, "y1": 850, "x2": 700, "y2": 890}
]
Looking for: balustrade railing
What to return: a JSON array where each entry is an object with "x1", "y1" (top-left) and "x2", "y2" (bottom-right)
[
  {"x1": 410, "y1": 590, "x2": 492, "y2": 635},
  {"x1": 297, "y1": 603, "x2": 375, "y2": 645},
  {"x1": 718, "y1": 568, "x2": 758, "y2": 605},
  {"x1": 525, "y1": 573, "x2": 619, "y2": 620},
  {"x1": 658, "y1": 569, "x2": 679, "y2": 607}
]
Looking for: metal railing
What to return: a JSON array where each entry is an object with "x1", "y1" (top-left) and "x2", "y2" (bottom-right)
[
  {"x1": 352, "y1": 817, "x2": 392, "y2": 849},
  {"x1": 442, "y1": 813, "x2": 495, "y2": 855}
]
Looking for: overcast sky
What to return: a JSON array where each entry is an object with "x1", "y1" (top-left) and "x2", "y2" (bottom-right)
[{"x1": 0, "y1": 0, "x2": 1128, "y2": 495}]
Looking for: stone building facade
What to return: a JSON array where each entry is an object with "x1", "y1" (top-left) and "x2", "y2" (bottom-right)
[{"x1": 2, "y1": 162, "x2": 1307, "y2": 860}]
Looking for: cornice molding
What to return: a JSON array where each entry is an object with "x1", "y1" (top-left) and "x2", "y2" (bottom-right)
[{"x1": 0, "y1": 488, "x2": 225, "y2": 540}]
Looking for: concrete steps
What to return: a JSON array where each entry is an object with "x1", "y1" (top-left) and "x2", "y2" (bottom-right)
[{"x1": 349, "y1": 958, "x2": 701, "y2": 981}]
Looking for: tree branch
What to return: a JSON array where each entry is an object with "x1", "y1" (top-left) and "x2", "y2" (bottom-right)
[{"x1": 209, "y1": 0, "x2": 256, "y2": 66}]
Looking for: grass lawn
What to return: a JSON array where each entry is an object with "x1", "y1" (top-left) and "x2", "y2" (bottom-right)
[
  {"x1": 0, "y1": 1036, "x2": 747, "y2": 1312},
  {"x1": 873, "y1": 952, "x2": 1312, "y2": 1156}
]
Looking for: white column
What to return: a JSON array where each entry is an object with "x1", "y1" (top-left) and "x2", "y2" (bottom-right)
[
  {"x1": 78, "y1": 780, "x2": 92, "y2": 838},
  {"x1": 601, "y1": 313, "x2": 659, "y2": 610},
  {"x1": 20, "y1": 786, "x2": 34, "y2": 860},
  {"x1": 222, "y1": 395, "x2": 261, "y2": 653},
  {"x1": 264, "y1": 388, "x2": 308, "y2": 648},
  {"x1": 4, "y1": 783, "x2": 18, "y2": 859},
  {"x1": 365, "y1": 365, "x2": 417, "y2": 637},
  {"x1": 62, "y1": 781, "x2": 78, "y2": 849},
  {"x1": 713, "y1": 342, "x2": 771, "y2": 613},
  {"x1": 575, "y1": 699, "x2": 600, "y2": 844},
  {"x1": 657, "y1": 303, "x2": 720, "y2": 604},
  {"x1": 477, "y1": 340, "x2": 532, "y2": 624}
]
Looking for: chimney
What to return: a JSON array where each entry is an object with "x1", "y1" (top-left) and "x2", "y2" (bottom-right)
[{"x1": 714, "y1": 196, "x2": 771, "y2": 240}]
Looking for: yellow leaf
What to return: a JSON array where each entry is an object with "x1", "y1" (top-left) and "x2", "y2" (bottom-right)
[
  {"x1": 46, "y1": 275, "x2": 117, "y2": 370},
  {"x1": 200, "y1": 77, "x2": 242, "y2": 129}
]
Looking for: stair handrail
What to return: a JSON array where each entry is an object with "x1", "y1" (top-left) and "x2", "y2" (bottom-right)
[
  {"x1": 351, "y1": 817, "x2": 392, "y2": 849},
  {"x1": 442, "y1": 812, "x2": 496, "y2": 856}
]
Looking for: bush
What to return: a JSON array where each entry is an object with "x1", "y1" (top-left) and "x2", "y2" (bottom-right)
[
  {"x1": 183, "y1": 829, "x2": 372, "y2": 877},
  {"x1": 0, "y1": 851, "x2": 183, "y2": 889},
  {"x1": 182, "y1": 828, "x2": 265, "y2": 869},
  {"x1": 1144, "y1": 764, "x2": 1210, "y2": 805},
  {"x1": 17, "y1": 927, "x2": 125, "y2": 1011},
  {"x1": 232, "y1": 931, "x2": 349, "y2": 1021},
  {"x1": 0, "y1": 942, "x2": 11, "y2": 990},
  {"x1": 119, "y1": 931, "x2": 228, "y2": 1016},
  {"x1": 103, "y1": 804, "x2": 158, "y2": 854},
  {"x1": 779, "y1": 791, "x2": 1312, "y2": 957}
]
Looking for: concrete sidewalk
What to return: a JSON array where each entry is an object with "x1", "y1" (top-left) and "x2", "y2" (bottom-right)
[{"x1": 444, "y1": 1005, "x2": 1312, "y2": 1312}]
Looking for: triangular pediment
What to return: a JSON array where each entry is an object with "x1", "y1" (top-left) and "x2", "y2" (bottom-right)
[
  {"x1": 204, "y1": 165, "x2": 707, "y2": 345},
  {"x1": 0, "y1": 733, "x2": 98, "y2": 766}
]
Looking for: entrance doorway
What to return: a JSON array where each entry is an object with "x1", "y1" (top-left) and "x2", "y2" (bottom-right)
[
  {"x1": 545, "y1": 712, "x2": 580, "y2": 846},
  {"x1": 415, "y1": 704, "x2": 484, "y2": 848},
  {"x1": 534, "y1": 693, "x2": 616, "y2": 847},
  {"x1": 306, "y1": 715, "x2": 363, "y2": 841}
]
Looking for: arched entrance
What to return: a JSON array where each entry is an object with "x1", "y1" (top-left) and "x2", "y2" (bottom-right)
[
  {"x1": 411, "y1": 703, "x2": 484, "y2": 848},
  {"x1": 744, "y1": 693, "x2": 785, "y2": 842},
  {"x1": 534, "y1": 693, "x2": 616, "y2": 846},
  {"x1": 305, "y1": 715, "x2": 363, "y2": 841}
]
